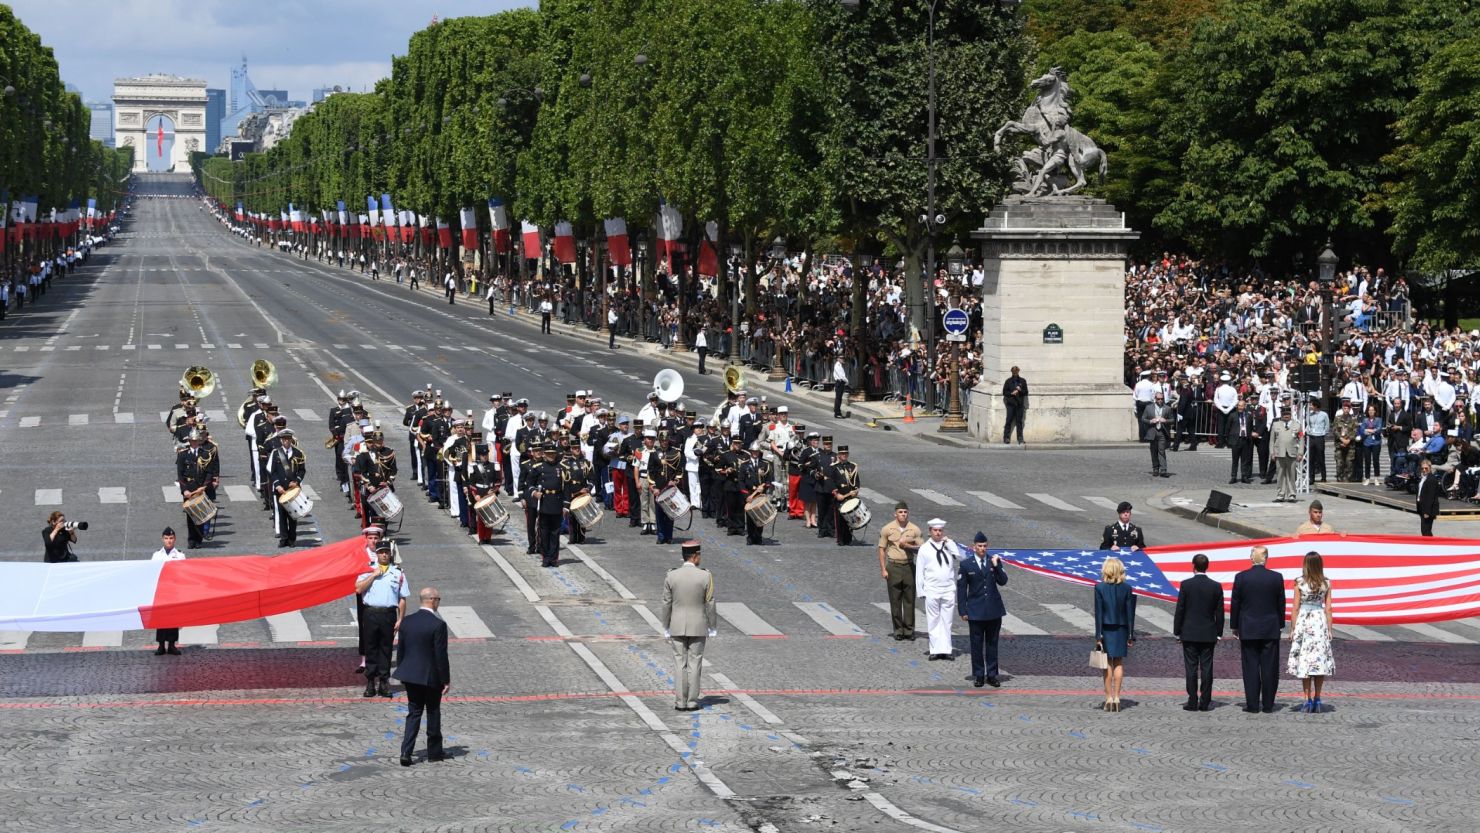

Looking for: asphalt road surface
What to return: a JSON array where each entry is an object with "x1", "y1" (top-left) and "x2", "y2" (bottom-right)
[{"x1": 0, "y1": 175, "x2": 1476, "y2": 832}]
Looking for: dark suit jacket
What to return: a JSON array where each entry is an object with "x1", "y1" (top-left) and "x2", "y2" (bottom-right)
[
  {"x1": 1230, "y1": 564, "x2": 1285, "y2": 640},
  {"x1": 1092, "y1": 581, "x2": 1137, "y2": 638},
  {"x1": 1220, "y1": 410, "x2": 1256, "y2": 448},
  {"x1": 955, "y1": 554, "x2": 1008, "y2": 620},
  {"x1": 1173, "y1": 573, "x2": 1225, "y2": 643},
  {"x1": 392, "y1": 609, "x2": 450, "y2": 688},
  {"x1": 1417, "y1": 474, "x2": 1441, "y2": 517}
]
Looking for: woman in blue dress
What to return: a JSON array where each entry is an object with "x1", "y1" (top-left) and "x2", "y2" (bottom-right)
[{"x1": 1094, "y1": 556, "x2": 1137, "y2": 712}]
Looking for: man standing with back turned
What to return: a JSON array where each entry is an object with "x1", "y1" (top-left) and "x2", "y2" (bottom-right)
[
  {"x1": 1230, "y1": 545, "x2": 1286, "y2": 713},
  {"x1": 1173, "y1": 554, "x2": 1224, "y2": 711},
  {"x1": 393, "y1": 587, "x2": 450, "y2": 766},
  {"x1": 660, "y1": 541, "x2": 717, "y2": 711}
]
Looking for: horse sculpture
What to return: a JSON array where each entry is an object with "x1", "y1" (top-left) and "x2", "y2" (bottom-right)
[{"x1": 994, "y1": 67, "x2": 1107, "y2": 197}]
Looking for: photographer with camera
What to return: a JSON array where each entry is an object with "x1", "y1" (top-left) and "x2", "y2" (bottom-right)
[{"x1": 43, "y1": 511, "x2": 85, "y2": 562}]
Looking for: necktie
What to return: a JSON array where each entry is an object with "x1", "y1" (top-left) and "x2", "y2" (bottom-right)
[{"x1": 936, "y1": 543, "x2": 947, "y2": 567}]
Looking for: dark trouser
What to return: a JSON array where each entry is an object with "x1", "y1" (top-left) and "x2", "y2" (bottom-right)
[
  {"x1": 725, "y1": 490, "x2": 744, "y2": 534},
  {"x1": 1174, "y1": 407, "x2": 1199, "y2": 449},
  {"x1": 490, "y1": 295, "x2": 497, "y2": 315},
  {"x1": 334, "y1": 440, "x2": 348, "y2": 485},
  {"x1": 1359, "y1": 444, "x2": 1381, "y2": 480},
  {"x1": 834, "y1": 383, "x2": 846, "y2": 417},
  {"x1": 567, "y1": 508, "x2": 586, "y2": 544},
  {"x1": 885, "y1": 560, "x2": 915, "y2": 638},
  {"x1": 817, "y1": 492, "x2": 835, "y2": 537},
  {"x1": 538, "y1": 512, "x2": 561, "y2": 565},
  {"x1": 524, "y1": 504, "x2": 539, "y2": 553},
  {"x1": 609, "y1": 326, "x2": 616, "y2": 348},
  {"x1": 627, "y1": 469, "x2": 641, "y2": 526},
  {"x1": 1256, "y1": 435, "x2": 1271, "y2": 479},
  {"x1": 1003, "y1": 402, "x2": 1024, "y2": 443},
  {"x1": 1308, "y1": 435, "x2": 1327, "y2": 481},
  {"x1": 401, "y1": 682, "x2": 444, "y2": 760},
  {"x1": 501, "y1": 444, "x2": 515, "y2": 494},
  {"x1": 447, "y1": 286, "x2": 456, "y2": 304},
  {"x1": 700, "y1": 472, "x2": 715, "y2": 516},
  {"x1": 655, "y1": 502, "x2": 674, "y2": 543},
  {"x1": 155, "y1": 627, "x2": 180, "y2": 646},
  {"x1": 968, "y1": 618, "x2": 1002, "y2": 679},
  {"x1": 1239, "y1": 637, "x2": 1279, "y2": 711},
  {"x1": 363, "y1": 607, "x2": 397, "y2": 680},
  {"x1": 185, "y1": 511, "x2": 204, "y2": 546},
  {"x1": 834, "y1": 500, "x2": 853, "y2": 545},
  {"x1": 1230, "y1": 442, "x2": 1252, "y2": 480},
  {"x1": 743, "y1": 495, "x2": 762, "y2": 544},
  {"x1": 274, "y1": 501, "x2": 298, "y2": 544},
  {"x1": 697, "y1": 347, "x2": 707, "y2": 374},
  {"x1": 1421, "y1": 515, "x2": 1435, "y2": 537},
  {"x1": 541, "y1": 313, "x2": 552, "y2": 334},
  {"x1": 1183, "y1": 641, "x2": 1215, "y2": 706},
  {"x1": 1148, "y1": 434, "x2": 1168, "y2": 473}
]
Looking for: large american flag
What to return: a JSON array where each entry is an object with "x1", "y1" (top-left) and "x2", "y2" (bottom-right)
[{"x1": 980, "y1": 533, "x2": 1480, "y2": 626}]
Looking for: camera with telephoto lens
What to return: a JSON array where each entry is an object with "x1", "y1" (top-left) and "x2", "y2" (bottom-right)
[{"x1": 64, "y1": 521, "x2": 89, "y2": 531}]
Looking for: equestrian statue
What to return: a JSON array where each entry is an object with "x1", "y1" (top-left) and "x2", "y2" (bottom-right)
[{"x1": 994, "y1": 67, "x2": 1107, "y2": 197}]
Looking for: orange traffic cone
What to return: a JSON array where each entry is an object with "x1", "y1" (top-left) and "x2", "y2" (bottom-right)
[{"x1": 902, "y1": 399, "x2": 915, "y2": 423}]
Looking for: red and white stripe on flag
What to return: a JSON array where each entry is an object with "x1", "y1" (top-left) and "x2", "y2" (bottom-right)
[
  {"x1": 459, "y1": 207, "x2": 478, "y2": 250},
  {"x1": 657, "y1": 202, "x2": 683, "y2": 271},
  {"x1": 521, "y1": 221, "x2": 542, "y2": 257},
  {"x1": 553, "y1": 221, "x2": 576, "y2": 264},
  {"x1": 604, "y1": 217, "x2": 631, "y2": 266},
  {"x1": 698, "y1": 220, "x2": 720, "y2": 277},
  {"x1": 436, "y1": 217, "x2": 453, "y2": 249},
  {"x1": 488, "y1": 199, "x2": 511, "y2": 254}
]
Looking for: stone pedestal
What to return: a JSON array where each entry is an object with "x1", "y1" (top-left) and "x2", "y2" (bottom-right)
[{"x1": 968, "y1": 197, "x2": 1139, "y2": 444}]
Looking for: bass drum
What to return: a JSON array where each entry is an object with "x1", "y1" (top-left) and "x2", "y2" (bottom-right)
[
  {"x1": 183, "y1": 493, "x2": 218, "y2": 524},
  {"x1": 838, "y1": 497, "x2": 872, "y2": 530},
  {"x1": 744, "y1": 493, "x2": 777, "y2": 527},
  {"x1": 367, "y1": 487, "x2": 404, "y2": 520},
  {"x1": 655, "y1": 486, "x2": 692, "y2": 521},
  {"x1": 570, "y1": 494, "x2": 604, "y2": 530},
  {"x1": 474, "y1": 493, "x2": 508, "y2": 531},
  {"x1": 278, "y1": 486, "x2": 314, "y2": 520}
]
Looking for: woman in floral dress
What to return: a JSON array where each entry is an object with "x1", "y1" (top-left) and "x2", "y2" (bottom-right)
[{"x1": 1287, "y1": 552, "x2": 1335, "y2": 713}]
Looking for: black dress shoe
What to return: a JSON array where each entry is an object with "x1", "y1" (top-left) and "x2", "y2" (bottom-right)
[
  {"x1": 378, "y1": 680, "x2": 392, "y2": 697},
  {"x1": 927, "y1": 654, "x2": 941, "y2": 661},
  {"x1": 1261, "y1": 707, "x2": 1275, "y2": 713},
  {"x1": 1241, "y1": 478, "x2": 1253, "y2": 484},
  {"x1": 154, "y1": 646, "x2": 166, "y2": 656},
  {"x1": 428, "y1": 753, "x2": 446, "y2": 762},
  {"x1": 167, "y1": 645, "x2": 181, "y2": 655},
  {"x1": 1198, "y1": 704, "x2": 1212, "y2": 711},
  {"x1": 974, "y1": 677, "x2": 985, "y2": 687},
  {"x1": 1229, "y1": 478, "x2": 1237, "y2": 484},
  {"x1": 400, "y1": 757, "x2": 412, "y2": 767},
  {"x1": 1183, "y1": 702, "x2": 1199, "y2": 711},
  {"x1": 364, "y1": 682, "x2": 377, "y2": 698},
  {"x1": 1242, "y1": 706, "x2": 1260, "y2": 714},
  {"x1": 987, "y1": 677, "x2": 1000, "y2": 687}
]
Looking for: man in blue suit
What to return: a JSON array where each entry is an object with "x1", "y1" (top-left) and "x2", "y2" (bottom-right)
[
  {"x1": 1230, "y1": 545, "x2": 1286, "y2": 713},
  {"x1": 392, "y1": 587, "x2": 452, "y2": 766},
  {"x1": 956, "y1": 530, "x2": 1009, "y2": 688}
]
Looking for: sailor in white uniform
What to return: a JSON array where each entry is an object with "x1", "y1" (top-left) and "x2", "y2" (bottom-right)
[{"x1": 915, "y1": 518, "x2": 961, "y2": 661}]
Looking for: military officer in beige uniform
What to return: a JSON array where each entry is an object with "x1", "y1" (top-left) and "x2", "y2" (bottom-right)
[
  {"x1": 660, "y1": 541, "x2": 718, "y2": 711},
  {"x1": 1269, "y1": 397, "x2": 1304, "y2": 503}
]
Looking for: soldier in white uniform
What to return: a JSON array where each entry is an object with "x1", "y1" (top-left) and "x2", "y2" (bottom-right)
[
  {"x1": 915, "y1": 518, "x2": 961, "y2": 661},
  {"x1": 682, "y1": 422, "x2": 707, "y2": 510},
  {"x1": 1213, "y1": 372, "x2": 1238, "y2": 444}
]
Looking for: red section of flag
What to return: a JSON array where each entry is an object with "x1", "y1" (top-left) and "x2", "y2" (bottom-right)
[{"x1": 156, "y1": 122, "x2": 164, "y2": 157}]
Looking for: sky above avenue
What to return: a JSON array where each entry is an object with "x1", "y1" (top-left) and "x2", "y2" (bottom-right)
[{"x1": 9, "y1": 0, "x2": 531, "y2": 102}]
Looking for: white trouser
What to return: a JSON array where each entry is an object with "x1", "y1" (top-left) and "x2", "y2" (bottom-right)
[
  {"x1": 923, "y1": 594, "x2": 957, "y2": 656},
  {"x1": 686, "y1": 468, "x2": 701, "y2": 510},
  {"x1": 447, "y1": 463, "x2": 461, "y2": 517}
]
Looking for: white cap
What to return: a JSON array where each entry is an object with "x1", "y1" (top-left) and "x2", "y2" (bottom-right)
[
  {"x1": 927, "y1": 518, "x2": 947, "y2": 529},
  {"x1": 576, "y1": 390, "x2": 588, "y2": 397},
  {"x1": 777, "y1": 406, "x2": 789, "y2": 413},
  {"x1": 1220, "y1": 372, "x2": 1231, "y2": 381},
  {"x1": 643, "y1": 429, "x2": 657, "y2": 438}
]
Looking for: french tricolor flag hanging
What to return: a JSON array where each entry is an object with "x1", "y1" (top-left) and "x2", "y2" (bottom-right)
[
  {"x1": 337, "y1": 200, "x2": 348, "y2": 228},
  {"x1": 488, "y1": 198, "x2": 511, "y2": 253},
  {"x1": 419, "y1": 214, "x2": 433, "y2": 248},
  {"x1": 358, "y1": 213, "x2": 371, "y2": 239},
  {"x1": 553, "y1": 221, "x2": 576, "y2": 265},
  {"x1": 604, "y1": 217, "x2": 631, "y2": 267},
  {"x1": 436, "y1": 216, "x2": 453, "y2": 249},
  {"x1": 521, "y1": 220, "x2": 542, "y2": 259},
  {"x1": 698, "y1": 220, "x2": 720, "y2": 278},
  {"x1": 236, "y1": 201, "x2": 245, "y2": 222},
  {"x1": 381, "y1": 194, "x2": 396, "y2": 229},
  {"x1": 657, "y1": 200, "x2": 683, "y2": 272},
  {"x1": 459, "y1": 206, "x2": 478, "y2": 250},
  {"x1": 367, "y1": 196, "x2": 380, "y2": 236},
  {"x1": 400, "y1": 211, "x2": 415, "y2": 244}
]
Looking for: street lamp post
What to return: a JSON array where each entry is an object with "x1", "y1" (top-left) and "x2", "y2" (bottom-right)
[
  {"x1": 729, "y1": 242, "x2": 743, "y2": 365},
  {"x1": 1317, "y1": 241, "x2": 1339, "y2": 409},
  {"x1": 939, "y1": 244, "x2": 969, "y2": 432},
  {"x1": 770, "y1": 236, "x2": 789, "y2": 381}
]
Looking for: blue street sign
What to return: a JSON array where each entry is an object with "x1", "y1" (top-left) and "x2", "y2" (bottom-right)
[{"x1": 942, "y1": 308, "x2": 969, "y2": 336}]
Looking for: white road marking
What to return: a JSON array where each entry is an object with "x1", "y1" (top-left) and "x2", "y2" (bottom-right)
[
  {"x1": 294, "y1": 408, "x2": 320, "y2": 422},
  {"x1": 794, "y1": 602, "x2": 867, "y2": 636},
  {"x1": 148, "y1": 344, "x2": 161, "y2": 350},
  {"x1": 967, "y1": 491, "x2": 1024, "y2": 510},
  {"x1": 114, "y1": 412, "x2": 135, "y2": 424},
  {"x1": 64, "y1": 346, "x2": 81, "y2": 352},
  {"x1": 1398, "y1": 623, "x2": 1473, "y2": 644},
  {"x1": 718, "y1": 603, "x2": 785, "y2": 637},
  {"x1": 1135, "y1": 605, "x2": 1176, "y2": 633},
  {"x1": 98, "y1": 487, "x2": 127, "y2": 504},
  {"x1": 441, "y1": 606, "x2": 495, "y2": 639},
  {"x1": 1082, "y1": 496, "x2": 1120, "y2": 510},
  {"x1": 872, "y1": 601, "x2": 927, "y2": 633},
  {"x1": 857, "y1": 487, "x2": 895, "y2": 505},
  {"x1": 83, "y1": 631, "x2": 124, "y2": 648},
  {"x1": 19, "y1": 416, "x2": 40, "y2": 428},
  {"x1": 1333, "y1": 624, "x2": 1394, "y2": 641},
  {"x1": 910, "y1": 488, "x2": 963, "y2": 507},
  {"x1": 175, "y1": 343, "x2": 189, "y2": 350},
  {"x1": 1026, "y1": 493, "x2": 1083, "y2": 512},
  {"x1": 301, "y1": 484, "x2": 321, "y2": 502},
  {"x1": 227, "y1": 343, "x2": 242, "y2": 349},
  {"x1": 1000, "y1": 613, "x2": 1048, "y2": 636},
  {"x1": 13, "y1": 346, "x2": 27, "y2": 352},
  {"x1": 1042, "y1": 603, "x2": 1096, "y2": 633},
  {"x1": 224, "y1": 485, "x2": 256, "y2": 502},
  {"x1": 265, "y1": 611, "x2": 312, "y2": 642},
  {"x1": 161, "y1": 485, "x2": 181, "y2": 503},
  {"x1": 0, "y1": 631, "x2": 31, "y2": 651},
  {"x1": 68, "y1": 414, "x2": 89, "y2": 426},
  {"x1": 34, "y1": 489, "x2": 62, "y2": 506}
]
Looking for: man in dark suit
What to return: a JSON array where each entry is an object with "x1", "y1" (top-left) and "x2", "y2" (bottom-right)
[
  {"x1": 392, "y1": 587, "x2": 451, "y2": 766},
  {"x1": 1222, "y1": 399, "x2": 1257, "y2": 484},
  {"x1": 1173, "y1": 553, "x2": 1225, "y2": 711},
  {"x1": 1416, "y1": 459, "x2": 1440, "y2": 536},
  {"x1": 1229, "y1": 545, "x2": 1286, "y2": 713},
  {"x1": 956, "y1": 530, "x2": 1009, "y2": 688}
]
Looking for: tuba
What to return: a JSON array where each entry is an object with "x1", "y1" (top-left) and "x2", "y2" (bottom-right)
[
  {"x1": 654, "y1": 368, "x2": 685, "y2": 404},
  {"x1": 724, "y1": 365, "x2": 745, "y2": 394},
  {"x1": 180, "y1": 366, "x2": 216, "y2": 400},
  {"x1": 251, "y1": 359, "x2": 277, "y2": 389}
]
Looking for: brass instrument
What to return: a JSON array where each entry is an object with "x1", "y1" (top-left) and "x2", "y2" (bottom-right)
[
  {"x1": 724, "y1": 366, "x2": 745, "y2": 394},
  {"x1": 654, "y1": 368, "x2": 685, "y2": 404},
  {"x1": 180, "y1": 366, "x2": 216, "y2": 400},
  {"x1": 325, "y1": 434, "x2": 339, "y2": 449},
  {"x1": 251, "y1": 359, "x2": 278, "y2": 389}
]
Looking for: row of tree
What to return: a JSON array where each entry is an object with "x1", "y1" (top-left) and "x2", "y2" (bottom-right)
[{"x1": 0, "y1": 7, "x2": 133, "y2": 225}]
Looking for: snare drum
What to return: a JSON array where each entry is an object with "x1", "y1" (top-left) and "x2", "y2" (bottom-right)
[
  {"x1": 744, "y1": 492, "x2": 777, "y2": 527},
  {"x1": 838, "y1": 497, "x2": 872, "y2": 530},
  {"x1": 570, "y1": 494, "x2": 604, "y2": 529},
  {"x1": 655, "y1": 486, "x2": 692, "y2": 521},
  {"x1": 367, "y1": 486, "x2": 404, "y2": 520},
  {"x1": 182, "y1": 493, "x2": 218, "y2": 524},
  {"x1": 277, "y1": 486, "x2": 313, "y2": 519},
  {"x1": 474, "y1": 493, "x2": 508, "y2": 530}
]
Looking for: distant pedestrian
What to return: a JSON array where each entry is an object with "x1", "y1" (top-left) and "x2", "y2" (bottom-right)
[
  {"x1": 1001, "y1": 366, "x2": 1028, "y2": 444},
  {"x1": 1140, "y1": 390, "x2": 1173, "y2": 477},
  {"x1": 695, "y1": 326, "x2": 708, "y2": 375},
  {"x1": 916, "y1": 518, "x2": 960, "y2": 661},
  {"x1": 1287, "y1": 553, "x2": 1334, "y2": 713},
  {"x1": 608, "y1": 306, "x2": 618, "y2": 349},
  {"x1": 151, "y1": 528, "x2": 186, "y2": 656},
  {"x1": 832, "y1": 354, "x2": 848, "y2": 418},
  {"x1": 1230, "y1": 545, "x2": 1285, "y2": 713},
  {"x1": 393, "y1": 587, "x2": 451, "y2": 766},
  {"x1": 1093, "y1": 556, "x2": 1137, "y2": 712},
  {"x1": 540, "y1": 293, "x2": 553, "y2": 334},
  {"x1": 956, "y1": 530, "x2": 1008, "y2": 687},
  {"x1": 660, "y1": 541, "x2": 717, "y2": 711},
  {"x1": 1172, "y1": 553, "x2": 1223, "y2": 711},
  {"x1": 445, "y1": 270, "x2": 457, "y2": 304}
]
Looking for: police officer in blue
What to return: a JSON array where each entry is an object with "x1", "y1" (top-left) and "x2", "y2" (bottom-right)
[
  {"x1": 355, "y1": 542, "x2": 409, "y2": 697},
  {"x1": 956, "y1": 530, "x2": 1009, "y2": 688}
]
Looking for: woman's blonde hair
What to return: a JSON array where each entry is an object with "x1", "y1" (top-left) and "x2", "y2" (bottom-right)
[{"x1": 1101, "y1": 556, "x2": 1126, "y2": 584}]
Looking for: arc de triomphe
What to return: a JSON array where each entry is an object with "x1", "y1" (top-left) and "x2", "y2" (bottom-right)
[{"x1": 113, "y1": 74, "x2": 208, "y2": 173}]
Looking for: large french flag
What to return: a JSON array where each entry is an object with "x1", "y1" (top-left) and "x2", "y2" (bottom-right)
[
  {"x1": 459, "y1": 206, "x2": 478, "y2": 250},
  {"x1": 488, "y1": 198, "x2": 511, "y2": 253},
  {"x1": 657, "y1": 201, "x2": 682, "y2": 272},
  {"x1": 0, "y1": 538, "x2": 367, "y2": 632},
  {"x1": 367, "y1": 196, "x2": 380, "y2": 232},
  {"x1": 553, "y1": 221, "x2": 576, "y2": 264},
  {"x1": 381, "y1": 194, "x2": 396, "y2": 229},
  {"x1": 436, "y1": 216, "x2": 453, "y2": 249},
  {"x1": 521, "y1": 220, "x2": 542, "y2": 259},
  {"x1": 697, "y1": 220, "x2": 720, "y2": 277},
  {"x1": 604, "y1": 217, "x2": 631, "y2": 267}
]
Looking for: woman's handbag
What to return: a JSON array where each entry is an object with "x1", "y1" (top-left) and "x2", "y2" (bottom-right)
[{"x1": 1088, "y1": 647, "x2": 1109, "y2": 670}]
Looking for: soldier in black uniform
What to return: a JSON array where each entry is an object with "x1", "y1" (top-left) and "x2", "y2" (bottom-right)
[
  {"x1": 164, "y1": 389, "x2": 191, "y2": 438},
  {"x1": 422, "y1": 404, "x2": 452, "y2": 507},
  {"x1": 467, "y1": 442, "x2": 502, "y2": 543},
  {"x1": 530, "y1": 443, "x2": 567, "y2": 567},
  {"x1": 561, "y1": 439, "x2": 594, "y2": 544},
  {"x1": 518, "y1": 438, "x2": 544, "y2": 555},
  {"x1": 738, "y1": 398, "x2": 762, "y2": 448},
  {"x1": 648, "y1": 431, "x2": 686, "y2": 545},
  {"x1": 815, "y1": 436, "x2": 838, "y2": 538},
  {"x1": 267, "y1": 429, "x2": 307, "y2": 547},
  {"x1": 795, "y1": 431, "x2": 822, "y2": 528},
  {"x1": 828, "y1": 445, "x2": 860, "y2": 546},
  {"x1": 177, "y1": 430, "x2": 215, "y2": 548},
  {"x1": 590, "y1": 410, "x2": 617, "y2": 510},
  {"x1": 258, "y1": 413, "x2": 287, "y2": 510},
  {"x1": 402, "y1": 390, "x2": 428, "y2": 486},
  {"x1": 620, "y1": 421, "x2": 645, "y2": 526},
  {"x1": 721, "y1": 435, "x2": 746, "y2": 536},
  {"x1": 739, "y1": 442, "x2": 776, "y2": 545},
  {"x1": 330, "y1": 390, "x2": 355, "y2": 494},
  {"x1": 355, "y1": 430, "x2": 398, "y2": 530},
  {"x1": 1098, "y1": 501, "x2": 1146, "y2": 551}
]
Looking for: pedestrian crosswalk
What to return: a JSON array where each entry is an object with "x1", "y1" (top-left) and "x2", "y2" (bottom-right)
[
  {"x1": 28, "y1": 483, "x2": 326, "y2": 506},
  {"x1": 0, "y1": 341, "x2": 511, "y2": 355}
]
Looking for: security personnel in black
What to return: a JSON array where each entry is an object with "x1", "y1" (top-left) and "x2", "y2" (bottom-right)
[
  {"x1": 721, "y1": 435, "x2": 747, "y2": 536},
  {"x1": 739, "y1": 443, "x2": 775, "y2": 545},
  {"x1": 827, "y1": 445, "x2": 860, "y2": 546},
  {"x1": 514, "y1": 413, "x2": 545, "y2": 510},
  {"x1": 814, "y1": 436, "x2": 838, "y2": 538},
  {"x1": 177, "y1": 430, "x2": 214, "y2": 548},
  {"x1": 708, "y1": 428, "x2": 734, "y2": 526},
  {"x1": 1098, "y1": 501, "x2": 1147, "y2": 551},
  {"x1": 529, "y1": 443, "x2": 567, "y2": 567},
  {"x1": 403, "y1": 390, "x2": 428, "y2": 484},
  {"x1": 647, "y1": 431, "x2": 685, "y2": 545},
  {"x1": 620, "y1": 421, "x2": 646, "y2": 526},
  {"x1": 560, "y1": 439, "x2": 594, "y2": 544},
  {"x1": 258, "y1": 413, "x2": 287, "y2": 510},
  {"x1": 354, "y1": 430, "x2": 398, "y2": 529},
  {"x1": 267, "y1": 429, "x2": 307, "y2": 547}
]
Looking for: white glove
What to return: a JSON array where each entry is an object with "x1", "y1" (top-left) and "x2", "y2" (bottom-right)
[
  {"x1": 662, "y1": 629, "x2": 671, "y2": 639},
  {"x1": 707, "y1": 628, "x2": 717, "y2": 638}
]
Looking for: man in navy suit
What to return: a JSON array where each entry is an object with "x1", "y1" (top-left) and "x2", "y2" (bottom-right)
[
  {"x1": 1229, "y1": 546, "x2": 1285, "y2": 713},
  {"x1": 1173, "y1": 553, "x2": 1225, "y2": 711},
  {"x1": 392, "y1": 587, "x2": 452, "y2": 766},
  {"x1": 956, "y1": 530, "x2": 1009, "y2": 688}
]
